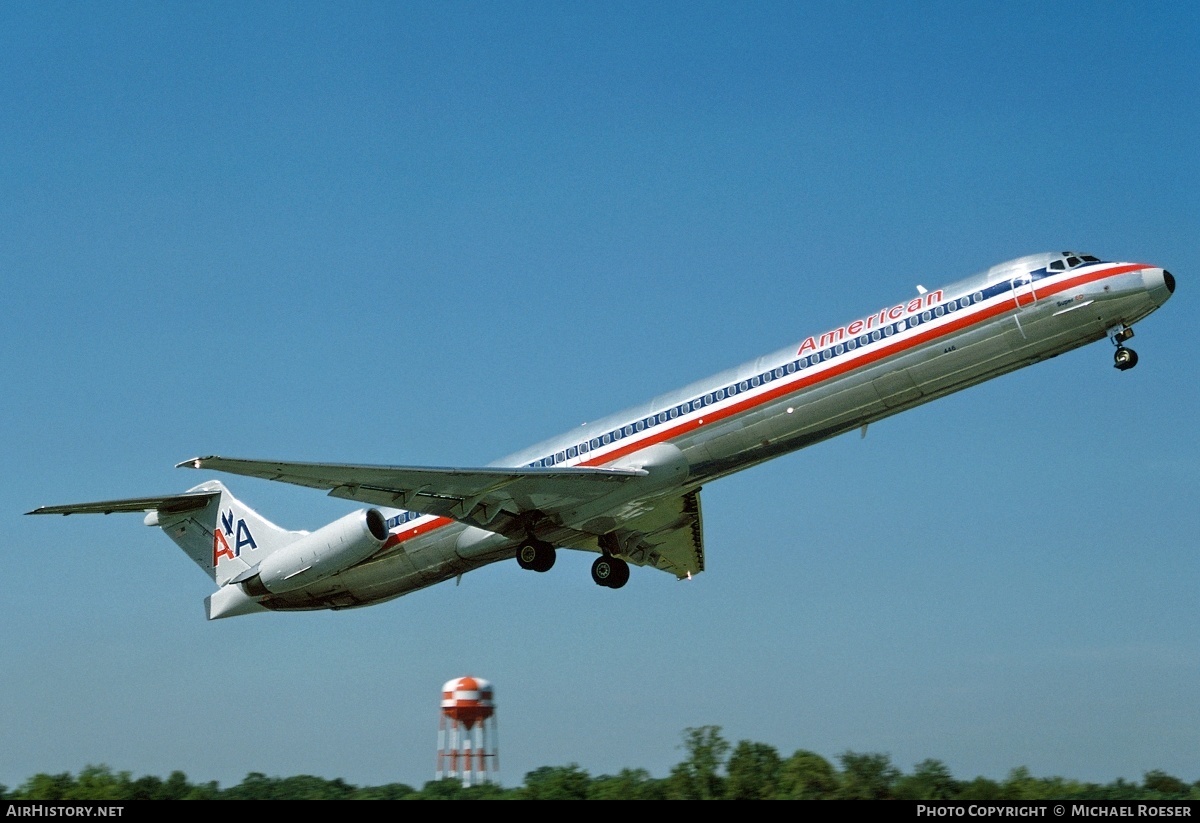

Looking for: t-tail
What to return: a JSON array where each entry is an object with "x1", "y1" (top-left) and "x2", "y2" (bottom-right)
[{"x1": 26, "y1": 480, "x2": 390, "y2": 620}]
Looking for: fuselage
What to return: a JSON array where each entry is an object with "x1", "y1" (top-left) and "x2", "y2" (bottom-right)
[{"x1": 266, "y1": 252, "x2": 1175, "y2": 611}]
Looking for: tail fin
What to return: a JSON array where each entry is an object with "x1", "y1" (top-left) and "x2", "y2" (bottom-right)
[{"x1": 150, "y1": 480, "x2": 304, "y2": 585}]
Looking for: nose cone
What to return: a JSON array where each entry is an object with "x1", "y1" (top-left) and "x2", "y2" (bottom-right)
[{"x1": 1145, "y1": 266, "x2": 1176, "y2": 305}]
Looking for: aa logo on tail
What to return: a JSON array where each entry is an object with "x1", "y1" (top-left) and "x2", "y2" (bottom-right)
[{"x1": 213, "y1": 509, "x2": 258, "y2": 566}]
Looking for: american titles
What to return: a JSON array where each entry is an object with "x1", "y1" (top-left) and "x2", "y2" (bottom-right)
[{"x1": 798, "y1": 290, "x2": 944, "y2": 355}]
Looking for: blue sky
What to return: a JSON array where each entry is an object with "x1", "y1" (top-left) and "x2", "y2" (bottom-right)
[{"x1": 2, "y1": 1, "x2": 1197, "y2": 791}]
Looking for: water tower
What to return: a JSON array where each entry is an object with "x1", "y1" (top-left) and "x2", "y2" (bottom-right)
[{"x1": 436, "y1": 675, "x2": 498, "y2": 787}]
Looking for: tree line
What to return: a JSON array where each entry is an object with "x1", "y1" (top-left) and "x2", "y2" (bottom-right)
[{"x1": 4, "y1": 726, "x2": 1197, "y2": 800}]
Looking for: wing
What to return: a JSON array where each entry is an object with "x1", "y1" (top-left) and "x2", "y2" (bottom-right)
[
  {"x1": 178, "y1": 455, "x2": 704, "y2": 579},
  {"x1": 178, "y1": 455, "x2": 649, "y2": 528},
  {"x1": 26, "y1": 491, "x2": 220, "y2": 516}
]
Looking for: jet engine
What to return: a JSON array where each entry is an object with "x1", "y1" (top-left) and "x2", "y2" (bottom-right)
[{"x1": 240, "y1": 508, "x2": 389, "y2": 596}]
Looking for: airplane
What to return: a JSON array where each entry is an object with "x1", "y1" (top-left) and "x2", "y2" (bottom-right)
[{"x1": 27, "y1": 251, "x2": 1175, "y2": 620}]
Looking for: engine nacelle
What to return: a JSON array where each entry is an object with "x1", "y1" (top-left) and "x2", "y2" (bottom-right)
[{"x1": 242, "y1": 508, "x2": 388, "y2": 596}]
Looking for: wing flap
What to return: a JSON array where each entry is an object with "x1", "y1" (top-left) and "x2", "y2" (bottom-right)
[{"x1": 611, "y1": 489, "x2": 705, "y2": 579}]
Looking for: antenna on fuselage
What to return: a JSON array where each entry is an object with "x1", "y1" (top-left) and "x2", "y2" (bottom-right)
[{"x1": 916, "y1": 285, "x2": 928, "y2": 294}]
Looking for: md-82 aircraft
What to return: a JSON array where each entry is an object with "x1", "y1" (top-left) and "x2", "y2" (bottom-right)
[{"x1": 29, "y1": 252, "x2": 1175, "y2": 619}]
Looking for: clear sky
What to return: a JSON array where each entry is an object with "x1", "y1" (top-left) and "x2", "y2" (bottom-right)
[{"x1": 2, "y1": 0, "x2": 1197, "y2": 792}]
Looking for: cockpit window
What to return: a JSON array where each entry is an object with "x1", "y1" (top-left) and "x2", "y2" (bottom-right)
[
  {"x1": 1082, "y1": 255, "x2": 1099, "y2": 263},
  {"x1": 1050, "y1": 260, "x2": 1065, "y2": 270},
  {"x1": 1066, "y1": 256, "x2": 1081, "y2": 267}
]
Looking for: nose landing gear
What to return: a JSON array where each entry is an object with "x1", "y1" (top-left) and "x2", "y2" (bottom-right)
[
  {"x1": 1111, "y1": 326, "x2": 1138, "y2": 371},
  {"x1": 1114, "y1": 346, "x2": 1138, "y2": 371}
]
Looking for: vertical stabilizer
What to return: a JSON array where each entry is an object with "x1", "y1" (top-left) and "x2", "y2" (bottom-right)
[{"x1": 149, "y1": 480, "x2": 304, "y2": 585}]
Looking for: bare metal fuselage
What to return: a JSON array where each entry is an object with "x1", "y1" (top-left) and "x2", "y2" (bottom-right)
[{"x1": 264, "y1": 252, "x2": 1173, "y2": 611}]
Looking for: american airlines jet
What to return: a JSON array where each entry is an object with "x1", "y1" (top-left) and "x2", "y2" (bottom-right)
[{"x1": 29, "y1": 252, "x2": 1175, "y2": 619}]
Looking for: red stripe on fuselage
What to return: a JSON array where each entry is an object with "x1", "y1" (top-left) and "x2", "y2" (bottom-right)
[{"x1": 386, "y1": 263, "x2": 1148, "y2": 548}]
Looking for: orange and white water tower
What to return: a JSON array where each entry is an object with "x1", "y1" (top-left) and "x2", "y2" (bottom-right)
[{"x1": 436, "y1": 676, "x2": 498, "y2": 787}]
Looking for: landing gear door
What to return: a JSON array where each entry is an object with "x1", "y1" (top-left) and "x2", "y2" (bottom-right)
[{"x1": 1011, "y1": 272, "x2": 1038, "y2": 309}]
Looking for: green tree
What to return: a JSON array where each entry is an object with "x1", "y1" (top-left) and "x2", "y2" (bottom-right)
[
  {"x1": 15, "y1": 772, "x2": 76, "y2": 800},
  {"x1": 666, "y1": 725, "x2": 730, "y2": 800},
  {"x1": 837, "y1": 751, "x2": 899, "y2": 800},
  {"x1": 351, "y1": 782, "x2": 420, "y2": 800},
  {"x1": 418, "y1": 777, "x2": 477, "y2": 799},
  {"x1": 775, "y1": 749, "x2": 838, "y2": 799},
  {"x1": 957, "y1": 776, "x2": 1003, "y2": 800},
  {"x1": 724, "y1": 741, "x2": 781, "y2": 800},
  {"x1": 184, "y1": 780, "x2": 221, "y2": 800},
  {"x1": 222, "y1": 771, "x2": 282, "y2": 800},
  {"x1": 267, "y1": 774, "x2": 356, "y2": 800},
  {"x1": 1002, "y1": 766, "x2": 1051, "y2": 800},
  {"x1": 519, "y1": 764, "x2": 591, "y2": 800},
  {"x1": 894, "y1": 759, "x2": 961, "y2": 800},
  {"x1": 588, "y1": 768, "x2": 667, "y2": 800},
  {"x1": 64, "y1": 765, "x2": 131, "y2": 801},
  {"x1": 1143, "y1": 770, "x2": 1189, "y2": 796}
]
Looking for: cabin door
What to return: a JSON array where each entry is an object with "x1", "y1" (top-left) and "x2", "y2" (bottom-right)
[{"x1": 1010, "y1": 272, "x2": 1039, "y2": 309}]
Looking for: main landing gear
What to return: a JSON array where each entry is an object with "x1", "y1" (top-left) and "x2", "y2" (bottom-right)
[
  {"x1": 516, "y1": 538, "x2": 556, "y2": 573},
  {"x1": 591, "y1": 555, "x2": 630, "y2": 589},
  {"x1": 514, "y1": 535, "x2": 631, "y2": 589},
  {"x1": 1112, "y1": 325, "x2": 1138, "y2": 372}
]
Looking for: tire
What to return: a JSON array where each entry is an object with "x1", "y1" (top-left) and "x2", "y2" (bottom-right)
[
  {"x1": 532, "y1": 544, "x2": 556, "y2": 573},
  {"x1": 591, "y1": 556, "x2": 614, "y2": 586},
  {"x1": 1114, "y1": 347, "x2": 1138, "y2": 371},
  {"x1": 607, "y1": 558, "x2": 630, "y2": 589},
  {"x1": 516, "y1": 541, "x2": 540, "y2": 570},
  {"x1": 591, "y1": 556, "x2": 630, "y2": 588}
]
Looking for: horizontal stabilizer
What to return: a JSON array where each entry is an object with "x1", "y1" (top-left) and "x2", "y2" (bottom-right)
[{"x1": 26, "y1": 491, "x2": 220, "y2": 517}]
